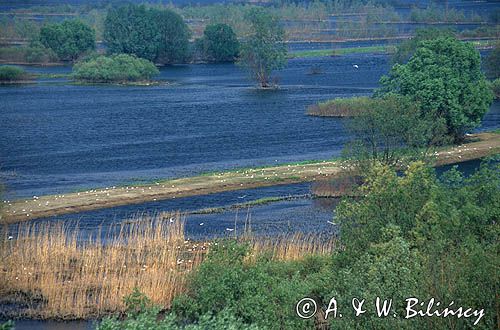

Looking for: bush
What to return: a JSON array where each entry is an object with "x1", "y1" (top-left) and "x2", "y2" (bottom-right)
[
  {"x1": 172, "y1": 240, "x2": 326, "y2": 329},
  {"x1": 0, "y1": 65, "x2": 28, "y2": 81},
  {"x1": 72, "y1": 54, "x2": 159, "y2": 83}
]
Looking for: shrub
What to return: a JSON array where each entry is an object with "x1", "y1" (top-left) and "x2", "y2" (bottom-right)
[
  {"x1": 172, "y1": 240, "x2": 327, "y2": 329},
  {"x1": 72, "y1": 54, "x2": 159, "y2": 83},
  {"x1": 0, "y1": 65, "x2": 28, "y2": 81}
]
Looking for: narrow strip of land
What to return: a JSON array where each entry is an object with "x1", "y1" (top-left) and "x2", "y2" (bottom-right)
[{"x1": 1, "y1": 132, "x2": 499, "y2": 224}]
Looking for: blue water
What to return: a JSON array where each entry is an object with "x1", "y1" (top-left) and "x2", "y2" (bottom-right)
[
  {"x1": 0, "y1": 54, "x2": 388, "y2": 199},
  {"x1": 2, "y1": 54, "x2": 499, "y2": 201}
]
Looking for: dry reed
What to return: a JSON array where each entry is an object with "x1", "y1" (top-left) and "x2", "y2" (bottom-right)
[{"x1": 0, "y1": 212, "x2": 337, "y2": 320}]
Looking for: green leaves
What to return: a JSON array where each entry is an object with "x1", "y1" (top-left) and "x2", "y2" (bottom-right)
[
  {"x1": 238, "y1": 8, "x2": 287, "y2": 88},
  {"x1": 199, "y1": 23, "x2": 240, "y2": 63},
  {"x1": 72, "y1": 54, "x2": 159, "y2": 83},
  {"x1": 39, "y1": 19, "x2": 95, "y2": 61},
  {"x1": 104, "y1": 5, "x2": 190, "y2": 64},
  {"x1": 381, "y1": 37, "x2": 493, "y2": 142}
]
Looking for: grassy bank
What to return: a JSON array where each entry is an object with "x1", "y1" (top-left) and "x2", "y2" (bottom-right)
[
  {"x1": 289, "y1": 39, "x2": 494, "y2": 59},
  {"x1": 289, "y1": 45, "x2": 395, "y2": 59},
  {"x1": 1, "y1": 132, "x2": 499, "y2": 224},
  {"x1": 307, "y1": 96, "x2": 374, "y2": 117},
  {"x1": 0, "y1": 213, "x2": 337, "y2": 319}
]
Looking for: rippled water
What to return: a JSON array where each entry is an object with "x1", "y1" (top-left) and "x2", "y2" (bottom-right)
[
  {"x1": 2, "y1": 54, "x2": 499, "y2": 200},
  {"x1": 0, "y1": 55, "x2": 388, "y2": 198}
]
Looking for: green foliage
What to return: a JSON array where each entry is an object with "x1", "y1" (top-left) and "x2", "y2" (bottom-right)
[
  {"x1": 392, "y1": 28, "x2": 455, "y2": 64},
  {"x1": 491, "y1": 78, "x2": 500, "y2": 99},
  {"x1": 172, "y1": 240, "x2": 325, "y2": 329},
  {"x1": 39, "y1": 19, "x2": 95, "y2": 61},
  {"x1": 0, "y1": 321, "x2": 13, "y2": 330},
  {"x1": 380, "y1": 37, "x2": 493, "y2": 142},
  {"x1": 238, "y1": 8, "x2": 287, "y2": 88},
  {"x1": 72, "y1": 54, "x2": 159, "y2": 83},
  {"x1": 343, "y1": 94, "x2": 445, "y2": 168},
  {"x1": 484, "y1": 42, "x2": 500, "y2": 79},
  {"x1": 104, "y1": 5, "x2": 190, "y2": 64},
  {"x1": 333, "y1": 159, "x2": 500, "y2": 329},
  {"x1": 0, "y1": 45, "x2": 58, "y2": 64},
  {"x1": 0, "y1": 65, "x2": 28, "y2": 81},
  {"x1": 199, "y1": 23, "x2": 240, "y2": 63}
]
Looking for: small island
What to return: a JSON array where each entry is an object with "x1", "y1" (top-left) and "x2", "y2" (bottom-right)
[
  {"x1": 72, "y1": 54, "x2": 160, "y2": 85},
  {"x1": 0, "y1": 65, "x2": 33, "y2": 84}
]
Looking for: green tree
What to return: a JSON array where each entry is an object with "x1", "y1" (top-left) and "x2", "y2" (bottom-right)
[
  {"x1": 104, "y1": 5, "x2": 158, "y2": 62},
  {"x1": 343, "y1": 94, "x2": 446, "y2": 168},
  {"x1": 484, "y1": 42, "x2": 500, "y2": 79},
  {"x1": 153, "y1": 8, "x2": 191, "y2": 64},
  {"x1": 238, "y1": 8, "x2": 287, "y2": 88},
  {"x1": 334, "y1": 159, "x2": 499, "y2": 329},
  {"x1": 392, "y1": 27, "x2": 455, "y2": 64},
  {"x1": 380, "y1": 37, "x2": 493, "y2": 142},
  {"x1": 104, "y1": 5, "x2": 190, "y2": 64},
  {"x1": 199, "y1": 23, "x2": 240, "y2": 63},
  {"x1": 39, "y1": 20, "x2": 95, "y2": 61}
]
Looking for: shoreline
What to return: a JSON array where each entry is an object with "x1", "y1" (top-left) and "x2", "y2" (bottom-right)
[{"x1": 2, "y1": 132, "x2": 499, "y2": 224}]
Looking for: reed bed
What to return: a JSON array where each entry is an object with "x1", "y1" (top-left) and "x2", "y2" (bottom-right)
[
  {"x1": 311, "y1": 175, "x2": 362, "y2": 198},
  {"x1": 307, "y1": 96, "x2": 373, "y2": 117},
  {"x1": 0, "y1": 213, "x2": 337, "y2": 320}
]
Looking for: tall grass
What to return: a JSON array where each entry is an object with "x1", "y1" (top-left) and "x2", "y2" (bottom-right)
[
  {"x1": 0, "y1": 213, "x2": 337, "y2": 319},
  {"x1": 311, "y1": 175, "x2": 362, "y2": 198},
  {"x1": 307, "y1": 96, "x2": 373, "y2": 117}
]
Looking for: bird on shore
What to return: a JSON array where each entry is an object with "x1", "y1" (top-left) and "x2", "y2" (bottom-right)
[
  {"x1": 7, "y1": 236, "x2": 13, "y2": 240},
  {"x1": 353, "y1": 64, "x2": 359, "y2": 69}
]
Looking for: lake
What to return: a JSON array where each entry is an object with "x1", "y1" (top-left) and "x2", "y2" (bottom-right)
[{"x1": 1, "y1": 53, "x2": 499, "y2": 239}]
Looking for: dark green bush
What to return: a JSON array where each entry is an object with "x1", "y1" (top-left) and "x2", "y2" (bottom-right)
[
  {"x1": 72, "y1": 54, "x2": 159, "y2": 83},
  {"x1": 0, "y1": 65, "x2": 28, "y2": 81}
]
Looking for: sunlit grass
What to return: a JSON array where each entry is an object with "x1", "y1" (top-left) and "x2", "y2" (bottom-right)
[{"x1": 0, "y1": 213, "x2": 337, "y2": 319}]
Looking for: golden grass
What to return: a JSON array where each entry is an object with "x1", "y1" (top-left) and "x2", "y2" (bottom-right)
[
  {"x1": 311, "y1": 175, "x2": 363, "y2": 198},
  {"x1": 0, "y1": 213, "x2": 337, "y2": 320}
]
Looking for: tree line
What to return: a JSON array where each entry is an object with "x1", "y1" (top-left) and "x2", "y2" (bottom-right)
[{"x1": 33, "y1": 4, "x2": 285, "y2": 87}]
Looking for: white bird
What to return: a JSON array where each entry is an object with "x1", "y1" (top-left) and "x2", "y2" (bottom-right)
[
  {"x1": 327, "y1": 220, "x2": 337, "y2": 225},
  {"x1": 226, "y1": 228, "x2": 235, "y2": 232},
  {"x1": 199, "y1": 223, "x2": 204, "y2": 226},
  {"x1": 353, "y1": 64, "x2": 359, "y2": 69},
  {"x1": 237, "y1": 195, "x2": 247, "y2": 199},
  {"x1": 7, "y1": 236, "x2": 13, "y2": 240}
]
